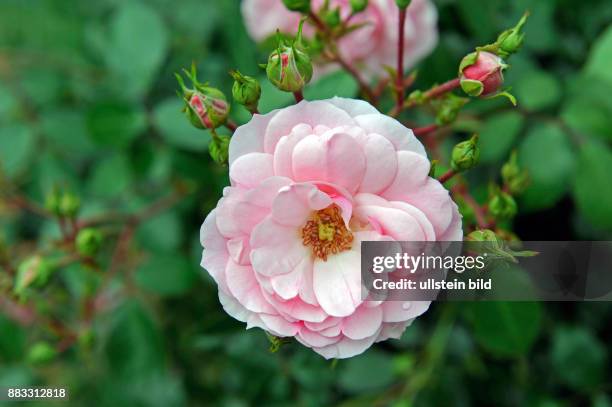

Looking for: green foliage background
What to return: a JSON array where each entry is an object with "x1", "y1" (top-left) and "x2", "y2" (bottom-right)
[{"x1": 1, "y1": 0, "x2": 612, "y2": 405}]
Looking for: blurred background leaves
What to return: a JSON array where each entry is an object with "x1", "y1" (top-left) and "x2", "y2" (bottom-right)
[{"x1": 1, "y1": 0, "x2": 612, "y2": 406}]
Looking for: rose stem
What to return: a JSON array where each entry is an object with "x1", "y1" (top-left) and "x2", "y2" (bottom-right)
[
  {"x1": 395, "y1": 7, "x2": 407, "y2": 114},
  {"x1": 413, "y1": 124, "x2": 439, "y2": 137},
  {"x1": 437, "y1": 169, "x2": 457, "y2": 184},
  {"x1": 293, "y1": 90, "x2": 304, "y2": 102}
]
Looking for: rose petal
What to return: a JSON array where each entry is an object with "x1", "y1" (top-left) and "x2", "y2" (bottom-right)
[{"x1": 313, "y1": 250, "x2": 362, "y2": 317}]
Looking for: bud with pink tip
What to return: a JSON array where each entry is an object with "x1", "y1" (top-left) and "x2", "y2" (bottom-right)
[
  {"x1": 176, "y1": 65, "x2": 230, "y2": 130},
  {"x1": 459, "y1": 51, "x2": 507, "y2": 98}
]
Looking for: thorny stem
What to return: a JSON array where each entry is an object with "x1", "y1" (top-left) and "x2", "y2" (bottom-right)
[
  {"x1": 225, "y1": 120, "x2": 238, "y2": 132},
  {"x1": 452, "y1": 184, "x2": 491, "y2": 230},
  {"x1": 390, "y1": 77, "x2": 461, "y2": 117}
]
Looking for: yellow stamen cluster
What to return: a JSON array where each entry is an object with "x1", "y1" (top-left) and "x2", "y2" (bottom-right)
[{"x1": 301, "y1": 204, "x2": 353, "y2": 261}]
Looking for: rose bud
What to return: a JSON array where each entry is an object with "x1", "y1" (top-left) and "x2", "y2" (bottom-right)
[
  {"x1": 349, "y1": 0, "x2": 368, "y2": 13},
  {"x1": 501, "y1": 151, "x2": 530, "y2": 195},
  {"x1": 176, "y1": 66, "x2": 230, "y2": 130},
  {"x1": 495, "y1": 12, "x2": 529, "y2": 58},
  {"x1": 266, "y1": 22, "x2": 313, "y2": 93},
  {"x1": 282, "y1": 0, "x2": 310, "y2": 13},
  {"x1": 209, "y1": 134, "x2": 231, "y2": 165},
  {"x1": 451, "y1": 134, "x2": 480, "y2": 171},
  {"x1": 229, "y1": 70, "x2": 261, "y2": 113},
  {"x1": 459, "y1": 51, "x2": 507, "y2": 98},
  {"x1": 76, "y1": 228, "x2": 104, "y2": 257},
  {"x1": 395, "y1": 0, "x2": 412, "y2": 8},
  {"x1": 466, "y1": 229, "x2": 498, "y2": 242},
  {"x1": 488, "y1": 190, "x2": 518, "y2": 220}
]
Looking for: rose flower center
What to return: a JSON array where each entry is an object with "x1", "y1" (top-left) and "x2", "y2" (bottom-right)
[{"x1": 301, "y1": 204, "x2": 353, "y2": 261}]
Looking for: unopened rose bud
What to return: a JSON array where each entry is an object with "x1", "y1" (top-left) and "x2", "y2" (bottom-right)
[
  {"x1": 322, "y1": 7, "x2": 341, "y2": 27},
  {"x1": 76, "y1": 228, "x2": 103, "y2": 257},
  {"x1": 459, "y1": 51, "x2": 507, "y2": 97},
  {"x1": 496, "y1": 12, "x2": 529, "y2": 58},
  {"x1": 433, "y1": 94, "x2": 469, "y2": 125},
  {"x1": 451, "y1": 134, "x2": 480, "y2": 171},
  {"x1": 230, "y1": 70, "x2": 261, "y2": 113},
  {"x1": 350, "y1": 0, "x2": 368, "y2": 13},
  {"x1": 395, "y1": 0, "x2": 412, "y2": 9},
  {"x1": 14, "y1": 255, "x2": 55, "y2": 297},
  {"x1": 282, "y1": 0, "x2": 311, "y2": 13},
  {"x1": 209, "y1": 134, "x2": 231, "y2": 165},
  {"x1": 488, "y1": 191, "x2": 517, "y2": 220},
  {"x1": 176, "y1": 66, "x2": 230, "y2": 130},
  {"x1": 266, "y1": 27, "x2": 313, "y2": 93},
  {"x1": 501, "y1": 151, "x2": 530, "y2": 195},
  {"x1": 466, "y1": 229, "x2": 498, "y2": 242},
  {"x1": 59, "y1": 192, "x2": 80, "y2": 218},
  {"x1": 27, "y1": 341, "x2": 58, "y2": 365},
  {"x1": 44, "y1": 187, "x2": 62, "y2": 216}
]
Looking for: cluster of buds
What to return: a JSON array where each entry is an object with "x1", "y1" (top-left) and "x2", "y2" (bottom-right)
[
  {"x1": 176, "y1": 65, "x2": 230, "y2": 130},
  {"x1": 501, "y1": 151, "x2": 530, "y2": 195},
  {"x1": 488, "y1": 187, "x2": 518, "y2": 220},
  {"x1": 459, "y1": 13, "x2": 528, "y2": 103},
  {"x1": 45, "y1": 187, "x2": 80, "y2": 218},
  {"x1": 265, "y1": 20, "x2": 313, "y2": 93},
  {"x1": 451, "y1": 134, "x2": 480, "y2": 172}
]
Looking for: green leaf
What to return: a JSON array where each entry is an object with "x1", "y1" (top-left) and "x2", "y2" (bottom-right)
[
  {"x1": 136, "y1": 211, "x2": 183, "y2": 252},
  {"x1": 515, "y1": 70, "x2": 562, "y2": 111},
  {"x1": 87, "y1": 153, "x2": 133, "y2": 199},
  {"x1": 511, "y1": 0, "x2": 558, "y2": 52},
  {"x1": 105, "y1": 2, "x2": 169, "y2": 100},
  {"x1": 0, "y1": 124, "x2": 35, "y2": 178},
  {"x1": 304, "y1": 71, "x2": 358, "y2": 100},
  {"x1": 551, "y1": 327, "x2": 607, "y2": 392},
  {"x1": 104, "y1": 300, "x2": 164, "y2": 376},
  {"x1": 572, "y1": 142, "x2": 612, "y2": 231},
  {"x1": 0, "y1": 315, "x2": 26, "y2": 363},
  {"x1": 152, "y1": 98, "x2": 209, "y2": 151},
  {"x1": 479, "y1": 111, "x2": 525, "y2": 164},
  {"x1": 87, "y1": 102, "x2": 146, "y2": 148},
  {"x1": 562, "y1": 74, "x2": 612, "y2": 141},
  {"x1": 518, "y1": 123, "x2": 575, "y2": 211},
  {"x1": 463, "y1": 302, "x2": 542, "y2": 358},
  {"x1": 585, "y1": 25, "x2": 612, "y2": 86},
  {"x1": 40, "y1": 109, "x2": 96, "y2": 157},
  {"x1": 338, "y1": 350, "x2": 396, "y2": 394},
  {"x1": 135, "y1": 255, "x2": 198, "y2": 297}
]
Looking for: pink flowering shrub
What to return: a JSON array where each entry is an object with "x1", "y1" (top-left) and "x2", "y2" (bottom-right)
[
  {"x1": 241, "y1": 0, "x2": 438, "y2": 79},
  {"x1": 200, "y1": 97, "x2": 462, "y2": 358}
]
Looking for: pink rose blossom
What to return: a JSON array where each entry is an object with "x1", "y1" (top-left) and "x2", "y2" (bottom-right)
[
  {"x1": 200, "y1": 98, "x2": 462, "y2": 359},
  {"x1": 241, "y1": 0, "x2": 438, "y2": 80}
]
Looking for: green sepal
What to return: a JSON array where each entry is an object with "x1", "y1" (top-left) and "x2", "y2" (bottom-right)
[{"x1": 460, "y1": 79, "x2": 484, "y2": 97}]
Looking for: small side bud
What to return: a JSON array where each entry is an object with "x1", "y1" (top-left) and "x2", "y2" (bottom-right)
[
  {"x1": 14, "y1": 255, "x2": 55, "y2": 297},
  {"x1": 466, "y1": 229, "x2": 498, "y2": 242},
  {"x1": 76, "y1": 228, "x2": 103, "y2": 258},
  {"x1": 27, "y1": 341, "x2": 58, "y2": 365},
  {"x1": 176, "y1": 65, "x2": 230, "y2": 130},
  {"x1": 459, "y1": 51, "x2": 507, "y2": 97},
  {"x1": 59, "y1": 191, "x2": 80, "y2": 218},
  {"x1": 433, "y1": 94, "x2": 469, "y2": 125},
  {"x1": 395, "y1": 0, "x2": 412, "y2": 9},
  {"x1": 230, "y1": 70, "x2": 261, "y2": 113},
  {"x1": 266, "y1": 24, "x2": 313, "y2": 93},
  {"x1": 495, "y1": 12, "x2": 529, "y2": 58},
  {"x1": 322, "y1": 7, "x2": 341, "y2": 27},
  {"x1": 501, "y1": 151, "x2": 530, "y2": 195},
  {"x1": 44, "y1": 187, "x2": 62, "y2": 216},
  {"x1": 451, "y1": 134, "x2": 480, "y2": 172},
  {"x1": 350, "y1": 0, "x2": 368, "y2": 13},
  {"x1": 209, "y1": 134, "x2": 231, "y2": 165},
  {"x1": 488, "y1": 190, "x2": 518, "y2": 220},
  {"x1": 282, "y1": 0, "x2": 311, "y2": 13}
]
